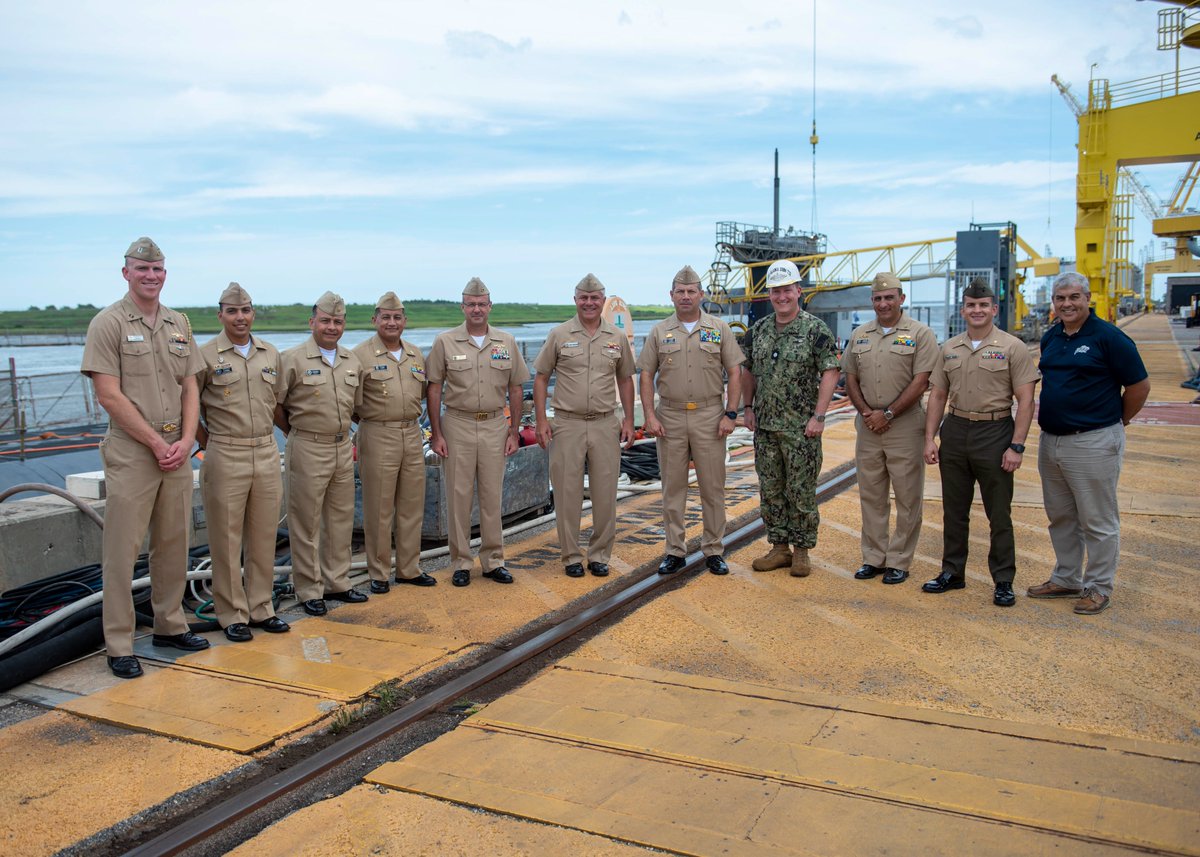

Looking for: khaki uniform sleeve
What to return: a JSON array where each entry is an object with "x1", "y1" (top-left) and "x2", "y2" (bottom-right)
[
  {"x1": 913, "y1": 325, "x2": 940, "y2": 376},
  {"x1": 510, "y1": 343, "x2": 531, "y2": 386},
  {"x1": 638, "y1": 328, "x2": 660, "y2": 375},
  {"x1": 718, "y1": 321, "x2": 744, "y2": 370},
  {"x1": 425, "y1": 336, "x2": 447, "y2": 384},
  {"x1": 1009, "y1": 340, "x2": 1041, "y2": 388},
  {"x1": 615, "y1": 335, "x2": 636, "y2": 379},
  {"x1": 81, "y1": 311, "x2": 121, "y2": 378},
  {"x1": 532, "y1": 327, "x2": 561, "y2": 376},
  {"x1": 930, "y1": 347, "x2": 950, "y2": 391}
]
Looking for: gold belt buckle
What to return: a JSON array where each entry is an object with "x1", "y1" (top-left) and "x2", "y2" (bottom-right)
[
  {"x1": 161, "y1": 422, "x2": 178, "y2": 432},
  {"x1": 685, "y1": 402, "x2": 697, "y2": 410},
  {"x1": 475, "y1": 411, "x2": 489, "y2": 420}
]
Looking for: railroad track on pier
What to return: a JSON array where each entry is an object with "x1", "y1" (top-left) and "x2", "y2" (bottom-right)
[{"x1": 118, "y1": 467, "x2": 860, "y2": 857}]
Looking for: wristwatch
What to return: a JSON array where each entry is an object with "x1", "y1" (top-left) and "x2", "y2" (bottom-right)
[
  {"x1": 724, "y1": 410, "x2": 737, "y2": 420},
  {"x1": 814, "y1": 413, "x2": 826, "y2": 423},
  {"x1": 1009, "y1": 443, "x2": 1026, "y2": 454},
  {"x1": 883, "y1": 408, "x2": 895, "y2": 421}
]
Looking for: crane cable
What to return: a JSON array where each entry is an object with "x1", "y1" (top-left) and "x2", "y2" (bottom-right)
[{"x1": 810, "y1": 0, "x2": 819, "y2": 234}]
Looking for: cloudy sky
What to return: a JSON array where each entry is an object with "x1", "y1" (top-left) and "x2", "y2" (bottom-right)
[{"x1": 0, "y1": 0, "x2": 1190, "y2": 309}]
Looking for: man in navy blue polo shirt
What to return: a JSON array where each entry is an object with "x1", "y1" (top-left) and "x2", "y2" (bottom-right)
[{"x1": 1027, "y1": 272, "x2": 1150, "y2": 615}]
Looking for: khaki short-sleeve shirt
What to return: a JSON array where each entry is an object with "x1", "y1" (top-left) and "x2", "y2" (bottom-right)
[
  {"x1": 197, "y1": 332, "x2": 282, "y2": 438},
  {"x1": 638, "y1": 312, "x2": 744, "y2": 403},
  {"x1": 426, "y1": 324, "x2": 530, "y2": 412},
  {"x1": 931, "y1": 327, "x2": 1040, "y2": 413},
  {"x1": 81, "y1": 296, "x2": 204, "y2": 433},
  {"x1": 533, "y1": 316, "x2": 635, "y2": 414},
  {"x1": 841, "y1": 313, "x2": 939, "y2": 408},
  {"x1": 278, "y1": 337, "x2": 361, "y2": 433},
  {"x1": 352, "y1": 334, "x2": 426, "y2": 422}
]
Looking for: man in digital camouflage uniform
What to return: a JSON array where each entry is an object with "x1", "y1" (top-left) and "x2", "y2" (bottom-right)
[{"x1": 741, "y1": 259, "x2": 841, "y2": 577}]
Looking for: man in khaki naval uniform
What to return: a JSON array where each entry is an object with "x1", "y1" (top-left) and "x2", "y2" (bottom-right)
[
  {"x1": 81, "y1": 237, "x2": 210, "y2": 679},
  {"x1": 640, "y1": 265, "x2": 744, "y2": 576},
  {"x1": 533, "y1": 274, "x2": 636, "y2": 578},
  {"x1": 923, "y1": 279, "x2": 1039, "y2": 607},
  {"x1": 274, "y1": 292, "x2": 366, "y2": 615},
  {"x1": 426, "y1": 278, "x2": 530, "y2": 587},
  {"x1": 842, "y1": 272, "x2": 938, "y2": 586},
  {"x1": 196, "y1": 283, "x2": 290, "y2": 642},
  {"x1": 352, "y1": 292, "x2": 436, "y2": 593}
]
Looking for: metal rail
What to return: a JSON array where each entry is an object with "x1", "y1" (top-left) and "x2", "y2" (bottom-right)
[{"x1": 123, "y1": 466, "x2": 860, "y2": 857}]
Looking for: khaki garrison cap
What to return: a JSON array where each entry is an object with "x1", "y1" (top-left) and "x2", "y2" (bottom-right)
[
  {"x1": 872, "y1": 272, "x2": 902, "y2": 293},
  {"x1": 575, "y1": 273, "x2": 605, "y2": 293},
  {"x1": 125, "y1": 237, "x2": 164, "y2": 262},
  {"x1": 375, "y1": 291, "x2": 405, "y2": 311},
  {"x1": 314, "y1": 290, "x2": 346, "y2": 316},
  {"x1": 219, "y1": 282, "x2": 253, "y2": 306},
  {"x1": 673, "y1": 265, "x2": 701, "y2": 286},
  {"x1": 463, "y1": 277, "x2": 490, "y2": 297}
]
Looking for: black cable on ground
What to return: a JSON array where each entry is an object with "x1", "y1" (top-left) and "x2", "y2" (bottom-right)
[{"x1": 0, "y1": 617, "x2": 104, "y2": 693}]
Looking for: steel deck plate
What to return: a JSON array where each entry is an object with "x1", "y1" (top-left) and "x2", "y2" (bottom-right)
[
  {"x1": 59, "y1": 668, "x2": 334, "y2": 752},
  {"x1": 368, "y1": 658, "x2": 1200, "y2": 856}
]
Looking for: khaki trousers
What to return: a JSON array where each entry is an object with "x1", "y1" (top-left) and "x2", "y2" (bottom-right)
[
  {"x1": 200, "y1": 437, "x2": 282, "y2": 625},
  {"x1": 284, "y1": 432, "x2": 355, "y2": 601},
  {"x1": 549, "y1": 412, "x2": 621, "y2": 565},
  {"x1": 99, "y1": 431, "x2": 192, "y2": 657},
  {"x1": 854, "y1": 407, "x2": 925, "y2": 570},
  {"x1": 357, "y1": 420, "x2": 426, "y2": 581},
  {"x1": 655, "y1": 403, "x2": 727, "y2": 557},
  {"x1": 442, "y1": 412, "x2": 508, "y2": 572}
]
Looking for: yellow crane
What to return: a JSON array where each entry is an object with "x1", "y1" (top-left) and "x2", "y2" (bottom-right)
[{"x1": 1051, "y1": 2, "x2": 1200, "y2": 320}]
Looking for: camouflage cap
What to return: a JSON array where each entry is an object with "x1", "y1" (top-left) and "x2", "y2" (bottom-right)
[
  {"x1": 125, "y1": 237, "x2": 164, "y2": 262},
  {"x1": 672, "y1": 265, "x2": 701, "y2": 286},
  {"x1": 463, "y1": 277, "x2": 490, "y2": 297},
  {"x1": 219, "y1": 282, "x2": 252, "y2": 306},
  {"x1": 575, "y1": 273, "x2": 605, "y2": 293},
  {"x1": 872, "y1": 272, "x2": 903, "y2": 293},
  {"x1": 375, "y1": 291, "x2": 405, "y2": 312},
  {"x1": 314, "y1": 290, "x2": 346, "y2": 316}
]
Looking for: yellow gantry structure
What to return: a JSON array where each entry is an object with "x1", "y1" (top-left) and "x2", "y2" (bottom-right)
[{"x1": 1054, "y1": 4, "x2": 1200, "y2": 320}]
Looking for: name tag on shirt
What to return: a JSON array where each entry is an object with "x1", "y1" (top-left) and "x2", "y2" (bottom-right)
[
  {"x1": 450, "y1": 354, "x2": 468, "y2": 361},
  {"x1": 214, "y1": 366, "x2": 233, "y2": 376},
  {"x1": 305, "y1": 369, "x2": 322, "y2": 376},
  {"x1": 374, "y1": 364, "x2": 390, "y2": 372},
  {"x1": 564, "y1": 341, "x2": 580, "y2": 348},
  {"x1": 126, "y1": 334, "x2": 144, "y2": 342}
]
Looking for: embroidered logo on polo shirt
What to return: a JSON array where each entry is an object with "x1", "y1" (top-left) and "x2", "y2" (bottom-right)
[{"x1": 1074, "y1": 345, "x2": 1090, "y2": 355}]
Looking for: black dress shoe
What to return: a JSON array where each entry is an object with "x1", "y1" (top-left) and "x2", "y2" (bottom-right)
[
  {"x1": 658, "y1": 555, "x2": 686, "y2": 575},
  {"x1": 881, "y1": 568, "x2": 909, "y2": 585},
  {"x1": 993, "y1": 581, "x2": 1016, "y2": 607},
  {"x1": 397, "y1": 572, "x2": 437, "y2": 587},
  {"x1": 854, "y1": 564, "x2": 884, "y2": 580},
  {"x1": 107, "y1": 655, "x2": 143, "y2": 679},
  {"x1": 452, "y1": 569, "x2": 471, "y2": 587},
  {"x1": 370, "y1": 579, "x2": 391, "y2": 594},
  {"x1": 482, "y1": 567, "x2": 514, "y2": 584},
  {"x1": 302, "y1": 598, "x2": 327, "y2": 615},
  {"x1": 249, "y1": 616, "x2": 291, "y2": 633},
  {"x1": 564, "y1": 563, "x2": 585, "y2": 578},
  {"x1": 922, "y1": 571, "x2": 966, "y2": 594},
  {"x1": 223, "y1": 623, "x2": 253, "y2": 643},
  {"x1": 588, "y1": 562, "x2": 609, "y2": 577},
  {"x1": 706, "y1": 555, "x2": 729, "y2": 575},
  {"x1": 152, "y1": 631, "x2": 211, "y2": 651},
  {"x1": 326, "y1": 588, "x2": 368, "y2": 603}
]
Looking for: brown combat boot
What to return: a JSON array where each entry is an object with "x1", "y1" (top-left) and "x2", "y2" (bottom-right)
[
  {"x1": 790, "y1": 547, "x2": 811, "y2": 577},
  {"x1": 751, "y1": 543, "x2": 792, "y2": 571}
]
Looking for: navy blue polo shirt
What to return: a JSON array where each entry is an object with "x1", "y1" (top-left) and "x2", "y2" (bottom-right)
[{"x1": 1038, "y1": 311, "x2": 1147, "y2": 435}]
